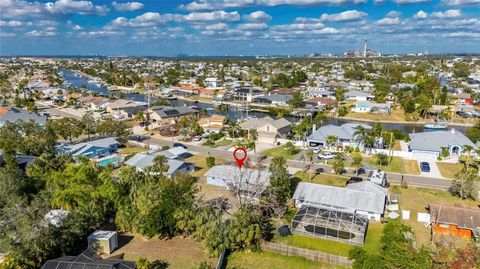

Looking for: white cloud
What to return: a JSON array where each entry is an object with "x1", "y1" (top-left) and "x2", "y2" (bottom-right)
[
  {"x1": 205, "y1": 23, "x2": 229, "y2": 31},
  {"x1": 112, "y1": 1, "x2": 144, "y2": 12},
  {"x1": 0, "y1": 20, "x2": 23, "y2": 27},
  {"x1": 184, "y1": 11, "x2": 240, "y2": 22},
  {"x1": 243, "y1": 11, "x2": 272, "y2": 22},
  {"x1": 237, "y1": 22, "x2": 269, "y2": 30},
  {"x1": 386, "y1": 11, "x2": 401, "y2": 18},
  {"x1": 45, "y1": 0, "x2": 109, "y2": 15},
  {"x1": 319, "y1": 10, "x2": 367, "y2": 22},
  {"x1": 377, "y1": 17, "x2": 401, "y2": 25},
  {"x1": 441, "y1": 0, "x2": 480, "y2": 6},
  {"x1": 78, "y1": 30, "x2": 124, "y2": 37},
  {"x1": 27, "y1": 30, "x2": 57, "y2": 36},
  {"x1": 0, "y1": 0, "x2": 109, "y2": 20},
  {"x1": 394, "y1": 0, "x2": 430, "y2": 4},
  {"x1": 272, "y1": 22, "x2": 325, "y2": 31},
  {"x1": 431, "y1": 9, "x2": 461, "y2": 18},
  {"x1": 414, "y1": 10, "x2": 428, "y2": 19},
  {"x1": 179, "y1": 0, "x2": 367, "y2": 11}
]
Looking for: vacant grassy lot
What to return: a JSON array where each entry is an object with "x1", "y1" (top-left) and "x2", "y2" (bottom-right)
[
  {"x1": 436, "y1": 162, "x2": 463, "y2": 179},
  {"x1": 389, "y1": 185, "x2": 479, "y2": 244},
  {"x1": 293, "y1": 171, "x2": 348, "y2": 187},
  {"x1": 226, "y1": 251, "x2": 347, "y2": 269},
  {"x1": 118, "y1": 146, "x2": 146, "y2": 155},
  {"x1": 262, "y1": 145, "x2": 302, "y2": 159},
  {"x1": 110, "y1": 234, "x2": 216, "y2": 269},
  {"x1": 213, "y1": 138, "x2": 232, "y2": 148},
  {"x1": 345, "y1": 108, "x2": 406, "y2": 122},
  {"x1": 365, "y1": 156, "x2": 420, "y2": 175},
  {"x1": 185, "y1": 154, "x2": 226, "y2": 178}
]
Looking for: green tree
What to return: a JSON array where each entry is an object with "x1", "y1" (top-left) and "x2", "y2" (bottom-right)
[
  {"x1": 375, "y1": 153, "x2": 389, "y2": 166},
  {"x1": 450, "y1": 169, "x2": 479, "y2": 200},
  {"x1": 332, "y1": 153, "x2": 345, "y2": 174},
  {"x1": 266, "y1": 156, "x2": 291, "y2": 216},
  {"x1": 304, "y1": 149, "x2": 315, "y2": 181},
  {"x1": 206, "y1": 156, "x2": 215, "y2": 168},
  {"x1": 81, "y1": 111, "x2": 96, "y2": 140},
  {"x1": 287, "y1": 91, "x2": 304, "y2": 108},
  {"x1": 352, "y1": 153, "x2": 363, "y2": 176},
  {"x1": 52, "y1": 117, "x2": 83, "y2": 142}
]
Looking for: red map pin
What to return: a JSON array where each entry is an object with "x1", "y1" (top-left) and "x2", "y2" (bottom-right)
[{"x1": 233, "y1": 148, "x2": 247, "y2": 169}]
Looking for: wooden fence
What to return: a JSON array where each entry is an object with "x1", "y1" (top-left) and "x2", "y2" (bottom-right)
[{"x1": 261, "y1": 241, "x2": 352, "y2": 267}]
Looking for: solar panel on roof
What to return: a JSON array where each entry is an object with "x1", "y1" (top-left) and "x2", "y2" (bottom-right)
[{"x1": 164, "y1": 109, "x2": 179, "y2": 116}]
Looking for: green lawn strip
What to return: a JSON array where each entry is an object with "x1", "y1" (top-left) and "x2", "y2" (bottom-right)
[
  {"x1": 436, "y1": 162, "x2": 463, "y2": 179},
  {"x1": 293, "y1": 171, "x2": 348, "y2": 187},
  {"x1": 272, "y1": 234, "x2": 352, "y2": 256},
  {"x1": 364, "y1": 156, "x2": 406, "y2": 174},
  {"x1": 262, "y1": 145, "x2": 301, "y2": 159},
  {"x1": 213, "y1": 139, "x2": 232, "y2": 148},
  {"x1": 226, "y1": 251, "x2": 348, "y2": 269}
]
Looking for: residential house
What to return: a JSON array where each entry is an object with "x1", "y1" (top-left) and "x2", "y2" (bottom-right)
[
  {"x1": 305, "y1": 97, "x2": 338, "y2": 109},
  {"x1": 57, "y1": 137, "x2": 120, "y2": 159},
  {"x1": 352, "y1": 101, "x2": 391, "y2": 114},
  {"x1": 429, "y1": 204, "x2": 480, "y2": 239},
  {"x1": 240, "y1": 116, "x2": 291, "y2": 143},
  {"x1": 149, "y1": 106, "x2": 198, "y2": 125},
  {"x1": 232, "y1": 88, "x2": 264, "y2": 102},
  {"x1": 198, "y1": 88, "x2": 225, "y2": 98},
  {"x1": 79, "y1": 96, "x2": 110, "y2": 110},
  {"x1": 0, "y1": 107, "x2": 47, "y2": 127},
  {"x1": 198, "y1": 114, "x2": 225, "y2": 133},
  {"x1": 124, "y1": 147, "x2": 194, "y2": 177},
  {"x1": 252, "y1": 94, "x2": 292, "y2": 106},
  {"x1": 40, "y1": 249, "x2": 135, "y2": 269},
  {"x1": 305, "y1": 89, "x2": 335, "y2": 99},
  {"x1": 307, "y1": 123, "x2": 371, "y2": 149},
  {"x1": 408, "y1": 129, "x2": 476, "y2": 159},
  {"x1": 105, "y1": 99, "x2": 147, "y2": 120},
  {"x1": 293, "y1": 182, "x2": 387, "y2": 221},
  {"x1": 205, "y1": 77, "x2": 220, "y2": 89},
  {"x1": 272, "y1": 88, "x2": 299, "y2": 95},
  {"x1": 205, "y1": 165, "x2": 270, "y2": 196},
  {"x1": 344, "y1": 91, "x2": 374, "y2": 101}
]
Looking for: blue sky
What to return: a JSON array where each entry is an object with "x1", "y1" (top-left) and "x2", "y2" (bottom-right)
[{"x1": 0, "y1": 0, "x2": 479, "y2": 56}]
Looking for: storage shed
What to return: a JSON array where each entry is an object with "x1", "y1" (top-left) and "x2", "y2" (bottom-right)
[{"x1": 87, "y1": 230, "x2": 118, "y2": 254}]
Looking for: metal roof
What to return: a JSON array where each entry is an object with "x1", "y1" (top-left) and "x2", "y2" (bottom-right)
[
  {"x1": 293, "y1": 182, "x2": 386, "y2": 214},
  {"x1": 308, "y1": 123, "x2": 371, "y2": 142}
]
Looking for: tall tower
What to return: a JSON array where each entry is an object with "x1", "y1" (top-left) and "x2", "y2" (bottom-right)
[{"x1": 363, "y1": 38, "x2": 367, "y2": 58}]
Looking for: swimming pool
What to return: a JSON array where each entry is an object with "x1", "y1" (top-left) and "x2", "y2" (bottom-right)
[{"x1": 97, "y1": 156, "x2": 121, "y2": 167}]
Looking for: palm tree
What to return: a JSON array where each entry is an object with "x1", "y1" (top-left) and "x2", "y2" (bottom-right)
[
  {"x1": 304, "y1": 149, "x2": 315, "y2": 181},
  {"x1": 352, "y1": 153, "x2": 363, "y2": 176},
  {"x1": 326, "y1": 135, "x2": 338, "y2": 150},
  {"x1": 353, "y1": 125, "x2": 368, "y2": 150}
]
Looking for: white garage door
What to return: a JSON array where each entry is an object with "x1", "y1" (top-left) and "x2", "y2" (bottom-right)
[{"x1": 412, "y1": 151, "x2": 438, "y2": 160}]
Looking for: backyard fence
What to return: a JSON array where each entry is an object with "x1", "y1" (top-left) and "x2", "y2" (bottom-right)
[{"x1": 261, "y1": 241, "x2": 352, "y2": 267}]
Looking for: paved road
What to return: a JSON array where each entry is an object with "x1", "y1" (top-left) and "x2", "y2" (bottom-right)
[{"x1": 135, "y1": 136, "x2": 456, "y2": 191}]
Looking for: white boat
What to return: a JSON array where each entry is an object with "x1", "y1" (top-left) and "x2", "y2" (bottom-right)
[{"x1": 424, "y1": 122, "x2": 448, "y2": 130}]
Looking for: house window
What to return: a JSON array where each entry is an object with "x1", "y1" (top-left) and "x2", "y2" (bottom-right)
[{"x1": 266, "y1": 126, "x2": 270, "y2": 131}]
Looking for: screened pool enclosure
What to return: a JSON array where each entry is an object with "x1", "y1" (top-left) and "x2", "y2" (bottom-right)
[{"x1": 291, "y1": 204, "x2": 368, "y2": 246}]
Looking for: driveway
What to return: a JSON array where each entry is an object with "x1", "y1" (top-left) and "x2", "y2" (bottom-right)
[{"x1": 418, "y1": 160, "x2": 444, "y2": 179}]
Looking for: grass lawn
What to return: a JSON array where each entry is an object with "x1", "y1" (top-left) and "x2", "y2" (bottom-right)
[
  {"x1": 364, "y1": 156, "x2": 420, "y2": 175},
  {"x1": 293, "y1": 171, "x2": 348, "y2": 187},
  {"x1": 262, "y1": 145, "x2": 301, "y2": 159},
  {"x1": 389, "y1": 185, "x2": 479, "y2": 245},
  {"x1": 110, "y1": 234, "x2": 216, "y2": 269},
  {"x1": 363, "y1": 222, "x2": 383, "y2": 253},
  {"x1": 226, "y1": 251, "x2": 347, "y2": 269},
  {"x1": 273, "y1": 234, "x2": 352, "y2": 256},
  {"x1": 213, "y1": 139, "x2": 232, "y2": 148},
  {"x1": 118, "y1": 146, "x2": 146, "y2": 155},
  {"x1": 436, "y1": 162, "x2": 463, "y2": 179},
  {"x1": 345, "y1": 108, "x2": 406, "y2": 122},
  {"x1": 185, "y1": 154, "x2": 226, "y2": 178}
]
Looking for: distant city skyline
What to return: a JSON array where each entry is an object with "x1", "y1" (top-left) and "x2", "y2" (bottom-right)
[{"x1": 1, "y1": 0, "x2": 479, "y2": 56}]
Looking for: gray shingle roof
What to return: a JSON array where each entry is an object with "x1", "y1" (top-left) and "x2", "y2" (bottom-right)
[
  {"x1": 293, "y1": 182, "x2": 386, "y2": 214},
  {"x1": 41, "y1": 250, "x2": 135, "y2": 269},
  {"x1": 409, "y1": 129, "x2": 475, "y2": 152},
  {"x1": 204, "y1": 165, "x2": 270, "y2": 189},
  {"x1": 151, "y1": 106, "x2": 198, "y2": 118},
  {"x1": 308, "y1": 123, "x2": 371, "y2": 142},
  {"x1": 0, "y1": 107, "x2": 47, "y2": 126},
  {"x1": 124, "y1": 152, "x2": 191, "y2": 175},
  {"x1": 240, "y1": 116, "x2": 291, "y2": 130}
]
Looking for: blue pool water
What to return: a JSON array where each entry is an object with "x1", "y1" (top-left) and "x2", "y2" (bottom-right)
[{"x1": 97, "y1": 156, "x2": 120, "y2": 167}]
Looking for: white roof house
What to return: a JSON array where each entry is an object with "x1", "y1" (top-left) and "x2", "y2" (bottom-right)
[
  {"x1": 293, "y1": 182, "x2": 386, "y2": 218},
  {"x1": 124, "y1": 152, "x2": 194, "y2": 176},
  {"x1": 205, "y1": 165, "x2": 270, "y2": 193},
  {"x1": 57, "y1": 137, "x2": 119, "y2": 158},
  {"x1": 307, "y1": 123, "x2": 371, "y2": 148}
]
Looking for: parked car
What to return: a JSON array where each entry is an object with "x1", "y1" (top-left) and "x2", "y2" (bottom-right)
[
  {"x1": 456, "y1": 111, "x2": 470, "y2": 118},
  {"x1": 313, "y1": 147, "x2": 320, "y2": 154},
  {"x1": 173, "y1": 142, "x2": 187, "y2": 148},
  {"x1": 193, "y1": 136, "x2": 202, "y2": 141},
  {"x1": 420, "y1": 162, "x2": 430, "y2": 172},
  {"x1": 318, "y1": 152, "x2": 335, "y2": 160},
  {"x1": 346, "y1": 177, "x2": 363, "y2": 185}
]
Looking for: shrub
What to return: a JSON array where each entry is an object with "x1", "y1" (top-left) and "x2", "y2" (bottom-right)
[{"x1": 206, "y1": 156, "x2": 216, "y2": 168}]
